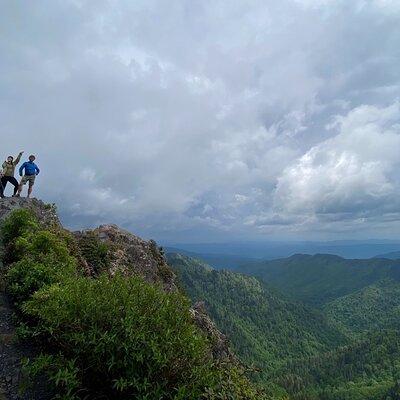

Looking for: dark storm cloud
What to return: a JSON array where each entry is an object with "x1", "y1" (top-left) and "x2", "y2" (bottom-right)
[{"x1": 1, "y1": 0, "x2": 399, "y2": 240}]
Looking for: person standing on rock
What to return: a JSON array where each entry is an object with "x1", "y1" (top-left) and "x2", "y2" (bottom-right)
[
  {"x1": 1, "y1": 151, "x2": 23, "y2": 197},
  {"x1": 16, "y1": 154, "x2": 40, "y2": 198},
  {"x1": 0, "y1": 170, "x2": 4, "y2": 199}
]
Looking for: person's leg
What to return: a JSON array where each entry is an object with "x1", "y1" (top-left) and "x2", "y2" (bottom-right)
[
  {"x1": 27, "y1": 182, "x2": 34, "y2": 198},
  {"x1": 9, "y1": 177, "x2": 19, "y2": 196},
  {"x1": 1, "y1": 176, "x2": 8, "y2": 193},
  {"x1": 17, "y1": 177, "x2": 25, "y2": 196},
  {"x1": 0, "y1": 180, "x2": 4, "y2": 198},
  {"x1": 26, "y1": 176, "x2": 36, "y2": 198}
]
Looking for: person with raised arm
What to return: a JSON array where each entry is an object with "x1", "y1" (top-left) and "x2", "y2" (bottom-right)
[{"x1": 1, "y1": 151, "x2": 23, "y2": 197}]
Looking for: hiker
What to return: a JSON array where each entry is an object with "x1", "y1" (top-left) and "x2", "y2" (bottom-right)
[
  {"x1": 1, "y1": 151, "x2": 23, "y2": 197},
  {"x1": 17, "y1": 154, "x2": 40, "y2": 198},
  {"x1": 0, "y1": 171, "x2": 4, "y2": 199}
]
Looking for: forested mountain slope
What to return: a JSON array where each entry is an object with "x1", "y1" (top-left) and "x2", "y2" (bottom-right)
[
  {"x1": 168, "y1": 253, "x2": 346, "y2": 372},
  {"x1": 168, "y1": 252, "x2": 400, "y2": 400},
  {"x1": 324, "y1": 279, "x2": 400, "y2": 335},
  {"x1": 274, "y1": 330, "x2": 400, "y2": 400},
  {"x1": 234, "y1": 254, "x2": 400, "y2": 306}
]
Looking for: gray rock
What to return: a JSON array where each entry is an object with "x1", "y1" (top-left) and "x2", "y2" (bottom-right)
[{"x1": 0, "y1": 198, "x2": 60, "y2": 228}]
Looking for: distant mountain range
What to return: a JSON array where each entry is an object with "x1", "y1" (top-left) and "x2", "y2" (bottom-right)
[
  {"x1": 164, "y1": 240, "x2": 400, "y2": 263},
  {"x1": 233, "y1": 253, "x2": 400, "y2": 306},
  {"x1": 374, "y1": 250, "x2": 400, "y2": 259}
]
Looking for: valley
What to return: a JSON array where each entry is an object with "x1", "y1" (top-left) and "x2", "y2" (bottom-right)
[{"x1": 168, "y1": 252, "x2": 400, "y2": 399}]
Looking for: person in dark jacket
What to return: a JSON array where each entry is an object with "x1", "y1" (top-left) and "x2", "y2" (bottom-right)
[
  {"x1": 1, "y1": 151, "x2": 23, "y2": 196},
  {"x1": 16, "y1": 155, "x2": 40, "y2": 198},
  {"x1": 0, "y1": 171, "x2": 4, "y2": 199}
]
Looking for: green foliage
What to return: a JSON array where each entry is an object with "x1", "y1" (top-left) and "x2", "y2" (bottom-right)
[
  {"x1": 22, "y1": 275, "x2": 215, "y2": 399},
  {"x1": 7, "y1": 258, "x2": 71, "y2": 306},
  {"x1": 273, "y1": 330, "x2": 400, "y2": 399},
  {"x1": 383, "y1": 379, "x2": 400, "y2": 400},
  {"x1": 168, "y1": 254, "x2": 346, "y2": 375},
  {"x1": 168, "y1": 252, "x2": 400, "y2": 400},
  {"x1": 22, "y1": 274, "x2": 265, "y2": 400},
  {"x1": 324, "y1": 280, "x2": 400, "y2": 335},
  {"x1": 6, "y1": 229, "x2": 77, "y2": 305},
  {"x1": 76, "y1": 232, "x2": 110, "y2": 274},
  {"x1": 1, "y1": 208, "x2": 39, "y2": 245},
  {"x1": 1, "y1": 209, "x2": 264, "y2": 400}
]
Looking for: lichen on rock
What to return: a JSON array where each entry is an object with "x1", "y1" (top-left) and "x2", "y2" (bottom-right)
[
  {"x1": 0, "y1": 198, "x2": 60, "y2": 229},
  {"x1": 75, "y1": 224, "x2": 178, "y2": 292}
]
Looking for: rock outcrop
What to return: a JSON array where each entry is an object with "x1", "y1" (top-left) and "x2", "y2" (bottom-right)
[
  {"x1": 75, "y1": 224, "x2": 177, "y2": 292},
  {"x1": 0, "y1": 198, "x2": 60, "y2": 228},
  {"x1": 191, "y1": 301, "x2": 237, "y2": 363}
]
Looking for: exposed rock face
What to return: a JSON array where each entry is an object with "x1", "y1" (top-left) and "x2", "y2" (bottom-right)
[
  {"x1": 75, "y1": 224, "x2": 178, "y2": 292},
  {"x1": 191, "y1": 301, "x2": 237, "y2": 363},
  {"x1": 0, "y1": 198, "x2": 60, "y2": 228}
]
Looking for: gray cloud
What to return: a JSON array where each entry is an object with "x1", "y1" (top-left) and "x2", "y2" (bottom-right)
[{"x1": 0, "y1": 0, "x2": 399, "y2": 241}]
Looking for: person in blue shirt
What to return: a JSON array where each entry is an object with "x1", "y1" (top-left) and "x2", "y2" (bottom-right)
[{"x1": 16, "y1": 154, "x2": 40, "y2": 198}]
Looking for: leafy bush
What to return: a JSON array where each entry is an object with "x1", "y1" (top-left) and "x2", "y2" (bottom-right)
[
  {"x1": 76, "y1": 232, "x2": 110, "y2": 274},
  {"x1": 1, "y1": 208, "x2": 38, "y2": 245},
  {"x1": 23, "y1": 275, "x2": 217, "y2": 399},
  {"x1": 16, "y1": 230, "x2": 74, "y2": 262},
  {"x1": 6, "y1": 229, "x2": 78, "y2": 306},
  {"x1": 7, "y1": 257, "x2": 76, "y2": 306}
]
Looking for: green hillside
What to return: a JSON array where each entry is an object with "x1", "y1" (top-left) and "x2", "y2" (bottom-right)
[
  {"x1": 235, "y1": 254, "x2": 400, "y2": 306},
  {"x1": 274, "y1": 330, "x2": 400, "y2": 400},
  {"x1": 168, "y1": 254, "x2": 345, "y2": 372},
  {"x1": 168, "y1": 252, "x2": 400, "y2": 400},
  {"x1": 324, "y1": 279, "x2": 400, "y2": 335}
]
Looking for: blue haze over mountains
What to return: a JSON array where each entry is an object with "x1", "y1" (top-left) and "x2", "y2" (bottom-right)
[{"x1": 164, "y1": 240, "x2": 400, "y2": 269}]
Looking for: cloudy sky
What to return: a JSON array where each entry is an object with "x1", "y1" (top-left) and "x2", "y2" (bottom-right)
[{"x1": 1, "y1": 0, "x2": 400, "y2": 242}]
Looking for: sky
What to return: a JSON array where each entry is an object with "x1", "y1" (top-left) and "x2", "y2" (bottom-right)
[{"x1": 1, "y1": 0, "x2": 400, "y2": 243}]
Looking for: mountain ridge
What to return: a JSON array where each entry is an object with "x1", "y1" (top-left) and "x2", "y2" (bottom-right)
[{"x1": 234, "y1": 253, "x2": 400, "y2": 306}]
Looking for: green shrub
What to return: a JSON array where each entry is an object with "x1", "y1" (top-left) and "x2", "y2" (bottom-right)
[
  {"x1": 22, "y1": 275, "x2": 218, "y2": 399},
  {"x1": 6, "y1": 230, "x2": 78, "y2": 305},
  {"x1": 7, "y1": 257, "x2": 76, "y2": 306},
  {"x1": 1, "y1": 209, "x2": 38, "y2": 245},
  {"x1": 14, "y1": 230, "x2": 74, "y2": 264},
  {"x1": 76, "y1": 232, "x2": 110, "y2": 274}
]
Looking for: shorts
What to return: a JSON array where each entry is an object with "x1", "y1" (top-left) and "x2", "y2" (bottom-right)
[{"x1": 20, "y1": 175, "x2": 36, "y2": 186}]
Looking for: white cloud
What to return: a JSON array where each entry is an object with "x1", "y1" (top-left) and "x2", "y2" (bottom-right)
[
  {"x1": 0, "y1": 0, "x2": 399, "y2": 240},
  {"x1": 274, "y1": 102, "x2": 400, "y2": 224}
]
